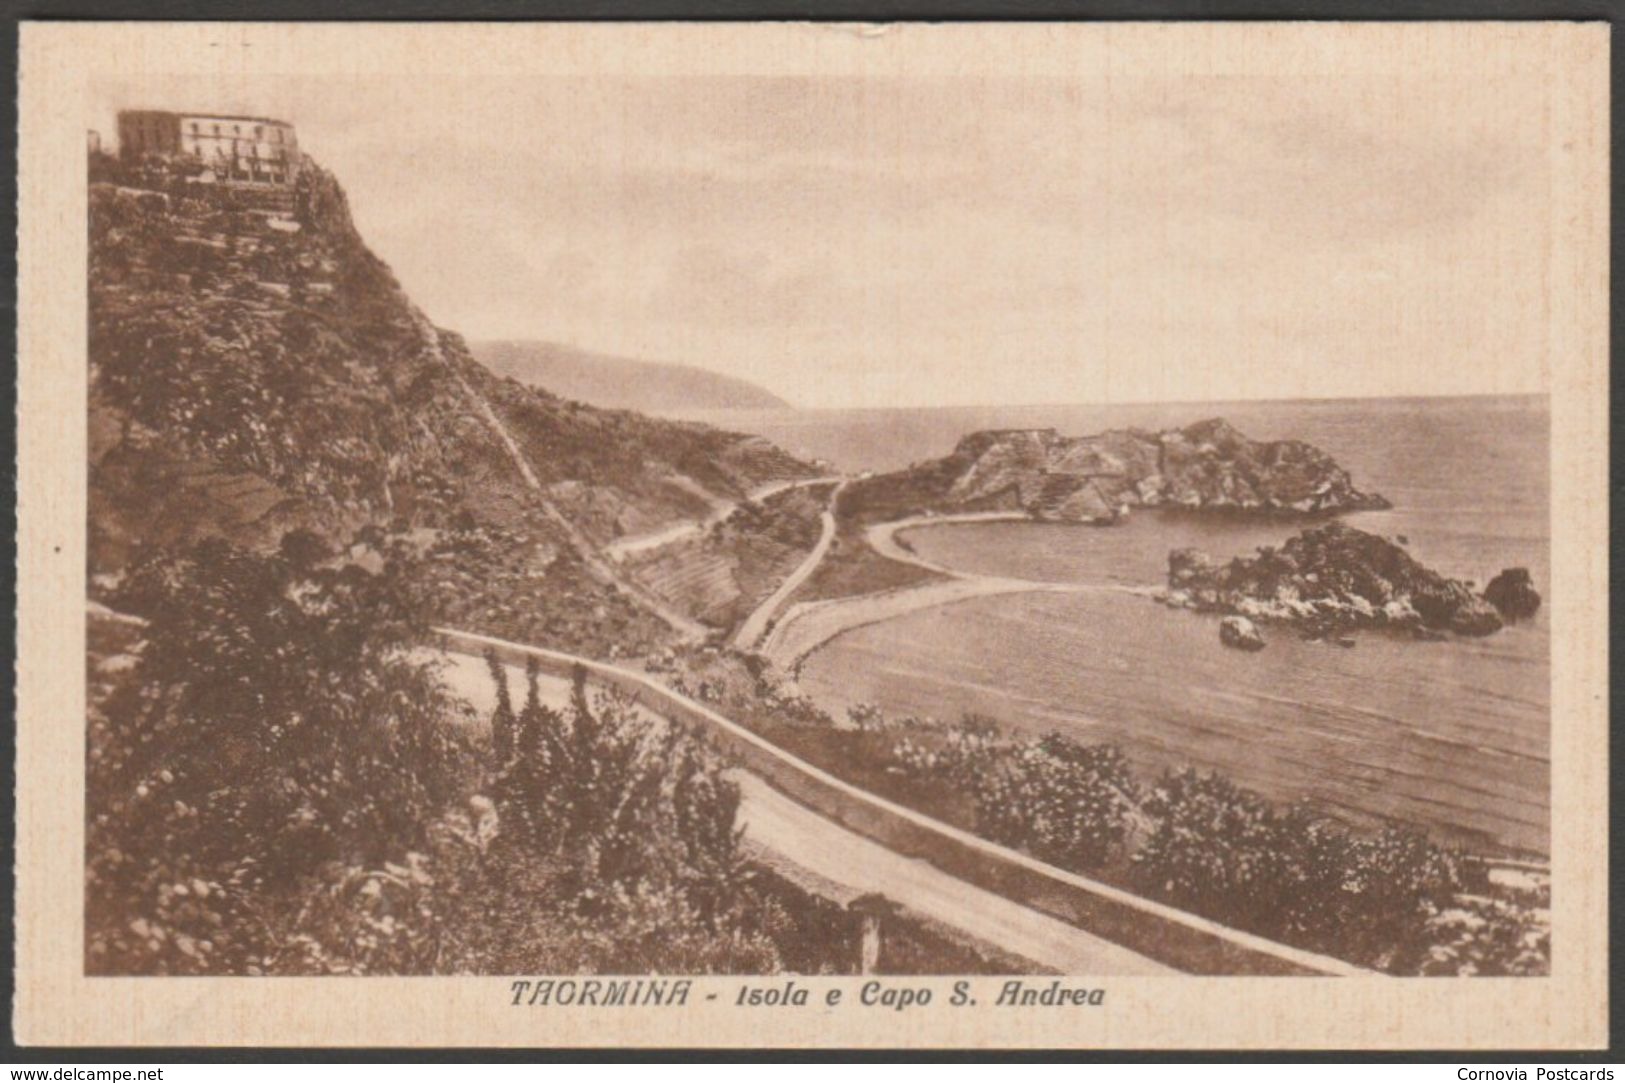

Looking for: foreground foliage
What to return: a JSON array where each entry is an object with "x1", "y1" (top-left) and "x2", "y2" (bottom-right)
[
  {"x1": 886, "y1": 713, "x2": 1549, "y2": 975},
  {"x1": 771, "y1": 697, "x2": 1548, "y2": 977},
  {"x1": 88, "y1": 533, "x2": 472, "y2": 974},
  {"x1": 87, "y1": 536, "x2": 1021, "y2": 976},
  {"x1": 87, "y1": 538, "x2": 785, "y2": 974}
]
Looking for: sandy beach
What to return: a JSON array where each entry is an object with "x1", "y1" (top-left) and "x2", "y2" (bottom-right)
[{"x1": 760, "y1": 513, "x2": 1147, "y2": 671}]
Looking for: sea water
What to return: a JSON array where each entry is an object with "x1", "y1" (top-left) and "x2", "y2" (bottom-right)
[{"x1": 700, "y1": 395, "x2": 1549, "y2": 857}]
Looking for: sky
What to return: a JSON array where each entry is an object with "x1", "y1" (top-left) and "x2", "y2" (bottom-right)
[{"x1": 94, "y1": 60, "x2": 1559, "y2": 409}]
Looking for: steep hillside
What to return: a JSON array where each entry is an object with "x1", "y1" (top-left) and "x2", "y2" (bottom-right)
[
  {"x1": 87, "y1": 152, "x2": 815, "y2": 654},
  {"x1": 474, "y1": 340, "x2": 790, "y2": 415},
  {"x1": 842, "y1": 418, "x2": 1389, "y2": 525}
]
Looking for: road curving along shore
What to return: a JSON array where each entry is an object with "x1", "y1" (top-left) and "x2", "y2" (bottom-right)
[
  {"x1": 733, "y1": 479, "x2": 848, "y2": 650},
  {"x1": 759, "y1": 512, "x2": 1149, "y2": 673},
  {"x1": 437, "y1": 624, "x2": 1370, "y2": 977}
]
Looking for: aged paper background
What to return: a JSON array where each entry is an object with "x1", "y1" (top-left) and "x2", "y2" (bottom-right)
[{"x1": 17, "y1": 21, "x2": 1609, "y2": 1048}]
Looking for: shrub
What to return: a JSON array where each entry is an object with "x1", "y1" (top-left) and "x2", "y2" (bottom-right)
[
  {"x1": 488, "y1": 664, "x2": 761, "y2": 956},
  {"x1": 1420, "y1": 892, "x2": 1550, "y2": 976},
  {"x1": 1131, "y1": 767, "x2": 1468, "y2": 971},
  {"x1": 485, "y1": 648, "x2": 518, "y2": 766},
  {"x1": 1132, "y1": 769, "x2": 1297, "y2": 921},
  {"x1": 867, "y1": 709, "x2": 1539, "y2": 976},
  {"x1": 976, "y1": 735, "x2": 1139, "y2": 871},
  {"x1": 885, "y1": 721, "x2": 1137, "y2": 872},
  {"x1": 86, "y1": 535, "x2": 473, "y2": 974}
]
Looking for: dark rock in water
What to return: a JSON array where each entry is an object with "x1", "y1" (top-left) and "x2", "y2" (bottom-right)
[
  {"x1": 1164, "y1": 521, "x2": 1509, "y2": 638},
  {"x1": 1445, "y1": 598, "x2": 1504, "y2": 636},
  {"x1": 1412, "y1": 580, "x2": 1503, "y2": 637},
  {"x1": 1483, "y1": 567, "x2": 1542, "y2": 621},
  {"x1": 1219, "y1": 615, "x2": 1266, "y2": 651}
]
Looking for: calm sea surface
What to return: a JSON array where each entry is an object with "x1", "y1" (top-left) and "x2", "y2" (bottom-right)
[{"x1": 700, "y1": 396, "x2": 1550, "y2": 857}]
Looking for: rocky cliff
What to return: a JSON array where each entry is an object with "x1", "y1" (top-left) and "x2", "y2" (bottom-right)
[
  {"x1": 87, "y1": 152, "x2": 815, "y2": 653},
  {"x1": 1160, "y1": 522, "x2": 1509, "y2": 638},
  {"x1": 842, "y1": 418, "x2": 1389, "y2": 524}
]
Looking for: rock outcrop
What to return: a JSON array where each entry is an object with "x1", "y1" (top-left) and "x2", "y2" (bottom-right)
[
  {"x1": 1483, "y1": 567, "x2": 1542, "y2": 622},
  {"x1": 1218, "y1": 616, "x2": 1267, "y2": 652},
  {"x1": 1162, "y1": 522, "x2": 1508, "y2": 638},
  {"x1": 843, "y1": 418, "x2": 1389, "y2": 525}
]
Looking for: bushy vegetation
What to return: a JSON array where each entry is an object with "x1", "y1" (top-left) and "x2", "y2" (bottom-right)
[
  {"x1": 83, "y1": 527, "x2": 1545, "y2": 978},
  {"x1": 87, "y1": 534, "x2": 1028, "y2": 976},
  {"x1": 728, "y1": 696, "x2": 1549, "y2": 977},
  {"x1": 489, "y1": 654, "x2": 757, "y2": 941},
  {"x1": 1131, "y1": 769, "x2": 1455, "y2": 971},
  {"x1": 87, "y1": 532, "x2": 473, "y2": 974},
  {"x1": 85, "y1": 534, "x2": 782, "y2": 974},
  {"x1": 887, "y1": 720, "x2": 1140, "y2": 871},
  {"x1": 1125, "y1": 765, "x2": 1548, "y2": 975}
]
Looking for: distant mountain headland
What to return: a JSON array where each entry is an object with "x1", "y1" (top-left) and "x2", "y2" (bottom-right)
[
  {"x1": 473, "y1": 340, "x2": 791, "y2": 415},
  {"x1": 840, "y1": 417, "x2": 1390, "y2": 525}
]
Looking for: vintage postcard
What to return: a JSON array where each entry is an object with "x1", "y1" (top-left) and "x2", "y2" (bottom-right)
[{"x1": 14, "y1": 21, "x2": 1609, "y2": 1049}]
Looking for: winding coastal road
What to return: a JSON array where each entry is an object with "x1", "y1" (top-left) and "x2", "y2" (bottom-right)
[
  {"x1": 437, "y1": 624, "x2": 1365, "y2": 977},
  {"x1": 85, "y1": 603, "x2": 1356, "y2": 975},
  {"x1": 435, "y1": 632, "x2": 1169, "y2": 973},
  {"x1": 438, "y1": 643, "x2": 1168, "y2": 972},
  {"x1": 605, "y1": 476, "x2": 842, "y2": 562},
  {"x1": 732, "y1": 479, "x2": 848, "y2": 650},
  {"x1": 733, "y1": 773, "x2": 1171, "y2": 975},
  {"x1": 88, "y1": 482, "x2": 1370, "y2": 978},
  {"x1": 422, "y1": 315, "x2": 709, "y2": 640},
  {"x1": 759, "y1": 511, "x2": 1150, "y2": 671}
]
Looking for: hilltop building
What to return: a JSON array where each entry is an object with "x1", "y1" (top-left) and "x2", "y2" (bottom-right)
[{"x1": 117, "y1": 109, "x2": 300, "y2": 186}]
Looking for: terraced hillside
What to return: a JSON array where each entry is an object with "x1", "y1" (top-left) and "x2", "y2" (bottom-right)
[{"x1": 620, "y1": 482, "x2": 836, "y2": 631}]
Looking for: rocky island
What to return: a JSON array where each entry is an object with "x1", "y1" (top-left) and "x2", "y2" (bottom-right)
[
  {"x1": 841, "y1": 418, "x2": 1391, "y2": 525},
  {"x1": 1484, "y1": 567, "x2": 1543, "y2": 621},
  {"x1": 1161, "y1": 522, "x2": 1540, "y2": 644}
]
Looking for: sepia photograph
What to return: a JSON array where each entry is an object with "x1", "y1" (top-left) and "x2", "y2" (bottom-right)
[{"x1": 14, "y1": 21, "x2": 1609, "y2": 1049}]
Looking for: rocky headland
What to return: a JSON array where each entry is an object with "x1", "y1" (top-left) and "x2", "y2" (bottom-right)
[
  {"x1": 1161, "y1": 522, "x2": 1538, "y2": 642},
  {"x1": 840, "y1": 418, "x2": 1391, "y2": 526}
]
